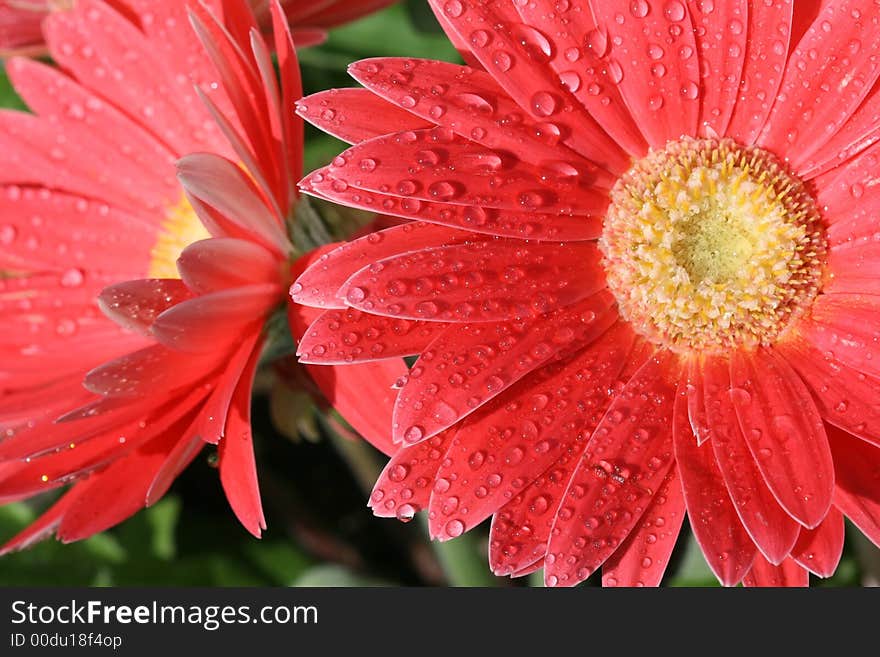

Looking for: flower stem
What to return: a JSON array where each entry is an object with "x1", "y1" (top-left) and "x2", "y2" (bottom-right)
[
  {"x1": 323, "y1": 413, "x2": 384, "y2": 493},
  {"x1": 324, "y1": 415, "x2": 500, "y2": 586},
  {"x1": 528, "y1": 569, "x2": 545, "y2": 587},
  {"x1": 419, "y1": 516, "x2": 501, "y2": 587}
]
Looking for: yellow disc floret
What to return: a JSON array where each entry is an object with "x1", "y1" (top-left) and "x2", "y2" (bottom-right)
[
  {"x1": 600, "y1": 138, "x2": 825, "y2": 352},
  {"x1": 148, "y1": 194, "x2": 211, "y2": 279}
]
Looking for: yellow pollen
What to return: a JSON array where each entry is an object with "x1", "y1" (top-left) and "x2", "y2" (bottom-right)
[
  {"x1": 600, "y1": 138, "x2": 826, "y2": 353},
  {"x1": 148, "y1": 195, "x2": 211, "y2": 279}
]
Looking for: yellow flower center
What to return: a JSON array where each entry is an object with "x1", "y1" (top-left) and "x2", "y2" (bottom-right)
[
  {"x1": 148, "y1": 195, "x2": 211, "y2": 279},
  {"x1": 600, "y1": 138, "x2": 826, "y2": 353}
]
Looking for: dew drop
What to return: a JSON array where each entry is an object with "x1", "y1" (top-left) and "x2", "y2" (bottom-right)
[
  {"x1": 680, "y1": 81, "x2": 700, "y2": 100},
  {"x1": 531, "y1": 91, "x2": 559, "y2": 117},
  {"x1": 445, "y1": 519, "x2": 465, "y2": 537},
  {"x1": 443, "y1": 0, "x2": 463, "y2": 18},
  {"x1": 629, "y1": 0, "x2": 650, "y2": 18},
  {"x1": 60, "y1": 268, "x2": 84, "y2": 287},
  {"x1": 663, "y1": 1, "x2": 685, "y2": 21},
  {"x1": 396, "y1": 504, "x2": 417, "y2": 522}
]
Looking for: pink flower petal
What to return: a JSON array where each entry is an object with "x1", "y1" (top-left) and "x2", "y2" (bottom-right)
[
  {"x1": 512, "y1": 1, "x2": 649, "y2": 157},
  {"x1": 428, "y1": 0, "x2": 627, "y2": 172},
  {"x1": 791, "y1": 506, "x2": 845, "y2": 577},
  {"x1": 177, "y1": 237, "x2": 281, "y2": 293},
  {"x1": 796, "y1": 82, "x2": 880, "y2": 178},
  {"x1": 338, "y1": 240, "x2": 605, "y2": 323},
  {"x1": 602, "y1": 465, "x2": 686, "y2": 588},
  {"x1": 777, "y1": 335, "x2": 880, "y2": 448},
  {"x1": 369, "y1": 428, "x2": 456, "y2": 520},
  {"x1": 348, "y1": 57, "x2": 623, "y2": 166},
  {"x1": 98, "y1": 279, "x2": 194, "y2": 336},
  {"x1": 743, "y1": 556, "x2": 809, "y2": 587},
  {"x1": 489, "y1": 458, "x2": 579, "y2": 577},
  {"x1": 176, "y1": 153, "x2": 290, "y2": 255},
  {"x1": 126, "y1": 0, "x2": 233, "y2": 138},
  {"x1": 685, "y1": 358, "x2": 711, "y2": 445},
  {"x1": 427, "y1": 324, "x2": 634, "y2": 540},
  {"x1": 729, "y1": 347, "x2": 834, "y2": 528},
  {"x1": 269, "y1": 0, "x2": 304, "y2": 193},
  {"x1": 291, "y1": 221, "x2": 466, "y2": 309},
  {"x1": 195, "y1": 332, "x2": 263, "y2": 445},
  {"x1": 297, "y1": 308, "x2": 448, "y2": 364},
  {"x1": 827, "y1": 424, "x2": 880, "y2": 548},
  {"x1": 186, "y1": 2, "x2": 273, "y2": 172},
  {"x1": 0, "y1": 112, "x2": 166, "y2": 216},
  {"x1": 799, "y1": 294, "x2": 880, "y2": 379},
  {"x1": 322, "y1": 127, "x2": 613, "y2": 214},
  {"x1": 0, "y1": 392, "x2": 158, "y2": 462},
  {"x1": 297, "y1": 88, "x2": 433, "y2": 145},
  {"x1": 701, "y1": 355, "x2": 800, "y2": 563},
  {"x1": 0, "y1": 377, "x2": 93, "y2": 440},
  {"x1": 0, "y1": 388, "x2": 206, "y2": 500},
  {"x1": 543, "y1": 349, "x2": 680, "y2": 586},
  {"x1": 0, "y1": 272, "x2": 148, "y2": 389},
  {"x1": 0, "y1": 186, "x2": 157, "y2": 277},
  {"x1": 55, "y1": 415, "x2": 201, "y2": 543},
  {"x1": 301, "y1": 169, "x2": 603, "y2": 242},
  {"x1": 759, "y1": 0, "x2": 880, "y2": 169},
  {"x1": 392, "y1": 292, "x2": 618, "y2": 444},
  {"x1": 489, "y1": 336, "x2": 656, "y2": 577},
  {"x1": 151, "y1": 284, "x2": 279, "y2": 353},
  {"x1": 826, "y1": 242, "x2": 880, "y2": 296},
  {"x1": 83, "y1": 344, "x2": 218, "y2": 398},
  {"x1": 0, "y1": 3, "x2": 45, "y2": 56},
  {"x1": 590, "y1": 0, "x2": 700, "y2": 147},
  {"x1": 817, "y1": 141, "x2": 880, "y2": 246},
  {"x1": 218, "y1": 339, "x2": 266, "y2": 538},
  {"x1": 725, "y1": 0, "x2": 793, "y2": 144},
  {"x1": 4, "y1": 57, "x2": 177, "y2": 206},
  {"x1": 673, "y1": 384, "x2": 756, "y2": 587},
  {"x1": 427, "y1": 0, "x2": 483, "y2": 69},
  {"x1": 45, "y1": 0, "x2": 229, "y2": 159},
  {"x1": 688, "y1": 0, "x2": 748, "y2": 137}
]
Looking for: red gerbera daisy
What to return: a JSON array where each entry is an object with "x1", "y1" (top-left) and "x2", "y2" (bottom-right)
[
  {"x1": 293, "y1": 0, "x2": 880, "y2": 586},
  {"x1": 0, "y1": 0, "x2": 403, "y2": 551}
]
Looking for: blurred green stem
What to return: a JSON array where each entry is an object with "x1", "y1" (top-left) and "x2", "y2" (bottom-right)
[
  {"x1": 528, "y1": 569, "x2": 544, "y2": 587},
  {"x1": 325, "y1": 416, "x2": 499, "y2": 587},
  {"x1": 419, "y1": 516, "x2": 500, "y2": 587},
  {"x1": 324, "y1": 415, "x2": 384, "y2": 493}
]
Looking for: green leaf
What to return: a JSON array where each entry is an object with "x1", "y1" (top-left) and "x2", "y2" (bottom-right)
[
  {"x1": 322, "y1": 5, "x2": 460, "y2": 61},
  {"x1": 146, "y1": 497, "x2": 181, "y2": 561},
  {"x1": 0, "y1": 502, "x2": 126, "y2": 586},
  {"x1": 0, "y1": 63, "x2": 26, "y2": 111},
  {"x1": 292, "y1": 564, "x2": 395, "y2": 587},
  {"x1": 244, "y1": 541, "x2": 312, "y2": 586},
  {"x1": 404, "y1": 0, "x2": 446, "y2": 34}
]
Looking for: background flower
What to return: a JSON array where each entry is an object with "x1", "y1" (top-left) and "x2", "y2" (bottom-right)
[{"x1": 0, "y1": 0, "x2": 402, "y2": 554}]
